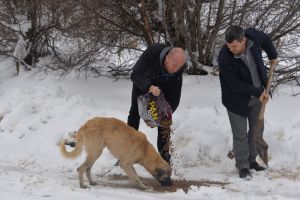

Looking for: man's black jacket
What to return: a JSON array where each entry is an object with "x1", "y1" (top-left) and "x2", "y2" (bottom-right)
[
  {"x1": 218, "y1": 28, "x2": 277, "y2": 116},
  {"x1": 130, "y1": 43, "x2": 183, "y2": 111}
]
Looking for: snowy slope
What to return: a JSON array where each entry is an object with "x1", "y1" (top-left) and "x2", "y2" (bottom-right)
[{"x1": 0, "y1": 62, "x2": 300, "y2": 199}]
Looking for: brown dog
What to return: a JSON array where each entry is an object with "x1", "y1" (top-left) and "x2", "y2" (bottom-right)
[{"x1": 60, "y1": 117, "x2": 172, "y2": 190}]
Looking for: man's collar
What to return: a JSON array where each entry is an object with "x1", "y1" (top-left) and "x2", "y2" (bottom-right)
[
  {"x1": 160, "y1": 47, "x2": 172, "y2": 68},
  {"x1": 234, "y1": 38, "x2": 253, "y2": 59}
]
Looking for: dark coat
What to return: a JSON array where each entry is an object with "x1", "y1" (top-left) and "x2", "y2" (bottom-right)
[
  {"x1": 218, "y1": 28, "x2": 277, "y2": 116},
  {"x1": 130, "y1": 43, "x2": 183, "y2": 111}
]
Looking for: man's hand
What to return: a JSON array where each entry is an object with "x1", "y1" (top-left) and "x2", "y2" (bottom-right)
[
  {"x1": 269, "y1": 59, "x2": 278, "y2": 67},
  {"x1": 259, "y1": 90, "x2": 269, "y2": 103},
  {"x1": 149, "y1": 85, "x2": 161, "y2": 96}
]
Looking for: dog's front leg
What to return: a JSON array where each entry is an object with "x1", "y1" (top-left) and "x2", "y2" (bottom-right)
[{"x1": 120, "y1": 164, "x2": 152, "y2": 190}]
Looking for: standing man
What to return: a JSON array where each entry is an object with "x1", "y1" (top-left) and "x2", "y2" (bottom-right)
[
  {"x1": 218, "y1": 26, "x2": 278, "y2": 179},
  {"x1": 127, "y1": 43, "x2": 186, "y2": 164}
]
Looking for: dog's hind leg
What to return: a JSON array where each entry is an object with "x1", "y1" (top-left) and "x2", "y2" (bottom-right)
[
  {"x1": 77, "y1": 158, "x2": 94, "y2": 188},
  {"x1": 86, "y1": 145, "x2": 105, "y2": 186},
  {"x1": 86, "y1": 160, "x2": 97, "y2": 186},
  {"x1": 119, "y1": 162, "x2": 152, "y2": 190}
]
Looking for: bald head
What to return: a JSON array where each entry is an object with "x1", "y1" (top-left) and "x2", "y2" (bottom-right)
[{"x1": 164, "y1": 47, "x2": 186, "y2": 73}]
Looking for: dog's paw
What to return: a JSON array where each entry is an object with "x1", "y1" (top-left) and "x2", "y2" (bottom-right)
[
  {"x1": 89, "y1": 181, "x2": 98, "y2": 186},
  {"x1": 137, "y1": 184, "x2": 152, "y2": 191},
  {"x1": 144, "y1": 186, "x2": 153, "y2": 192},
  {"x1": 80, "y1": 184, "x2": 88, "y2": 189}
]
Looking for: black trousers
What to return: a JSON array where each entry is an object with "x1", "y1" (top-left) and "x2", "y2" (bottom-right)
[{"x1": 127, "y1": 83, "x2": 181, "y2": 163}]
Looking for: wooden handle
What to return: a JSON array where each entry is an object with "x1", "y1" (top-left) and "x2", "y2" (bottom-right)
[
  {"x1": 265, "y1": 63, "x2": 277, "y2": 94},
  {"x1": 258, "y1": 62, "x2": 277, "y2": 120}
]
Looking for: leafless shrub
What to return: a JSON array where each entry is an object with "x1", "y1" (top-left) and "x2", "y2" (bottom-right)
[{"x1": 0, "y1": 0, "x2": 299, "y2": 85}]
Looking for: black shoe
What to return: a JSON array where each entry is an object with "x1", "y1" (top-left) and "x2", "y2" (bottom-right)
[
  {"x1": 239, "y1": 168, "x2": 252, "y2": 180},
  {"x1": 250, "y1": 162, "x2": 266, "y2": 171}
]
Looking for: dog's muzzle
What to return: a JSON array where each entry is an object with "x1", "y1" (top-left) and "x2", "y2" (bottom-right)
[{"x1": 159, "y1": 177, "x2": 173, "y2": 186}]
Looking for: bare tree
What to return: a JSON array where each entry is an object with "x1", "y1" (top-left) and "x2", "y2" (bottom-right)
[{"x1": 0, "y1": 0, "x2": 299, "y2": 86}]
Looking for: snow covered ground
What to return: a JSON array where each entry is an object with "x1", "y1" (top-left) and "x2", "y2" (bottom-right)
[{"x1": 1, "y1": 60, "x2": 300, "y2": 199}]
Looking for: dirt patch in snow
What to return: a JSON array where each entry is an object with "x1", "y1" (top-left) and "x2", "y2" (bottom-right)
[{"x1": 102, "y1": 174, "x2": 228, "y2": 193}]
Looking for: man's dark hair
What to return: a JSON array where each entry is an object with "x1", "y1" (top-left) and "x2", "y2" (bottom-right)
[{"x1": 225, "y1": 25, "x2": 245, "y2": 43}]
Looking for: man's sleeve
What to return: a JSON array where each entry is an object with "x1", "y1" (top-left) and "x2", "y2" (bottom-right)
[
  {"x1": 254, "y1": 29, "x2": 278, "y2": 60},
  {"x1": 130, "y1": 47, "x2": 153, "y2": 93}
]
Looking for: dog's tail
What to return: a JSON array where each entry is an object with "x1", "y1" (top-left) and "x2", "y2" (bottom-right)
[{"x1": 60, "y1": 131, "x2": 83, "y2": 159}]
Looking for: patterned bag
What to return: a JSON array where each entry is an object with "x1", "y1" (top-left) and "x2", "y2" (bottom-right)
[{"x1": 137, "y1": 92, "x2": 172, "y2": 128}]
